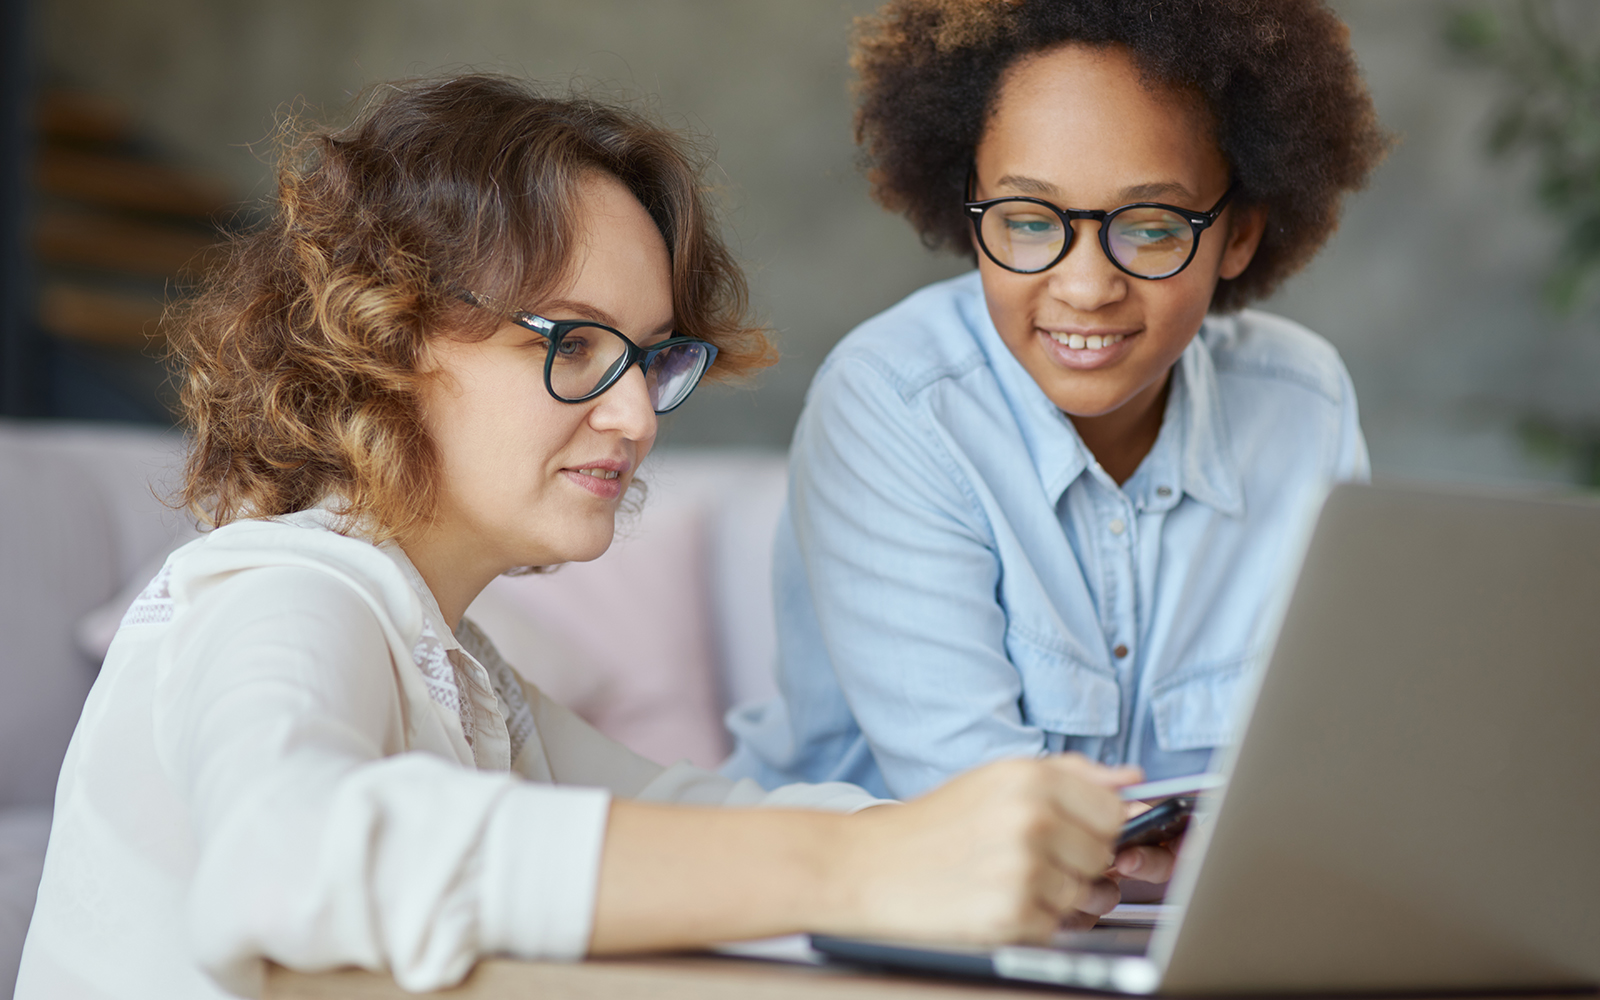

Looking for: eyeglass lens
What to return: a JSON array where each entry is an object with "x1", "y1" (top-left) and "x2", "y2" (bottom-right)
[
  {"x1": 642, "y1": 342, "x2": 711, "y2": 412},
  {"x1": 978, "y1": 201, "x2": 1197, "y2": 277},
  {"x1": 547, "y1": 324, "x2": 710, "y2": 412}
]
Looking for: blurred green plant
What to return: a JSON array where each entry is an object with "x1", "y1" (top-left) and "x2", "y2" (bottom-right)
[
  {"x1": 1448, "y1": 2, "x2": 1600, "y2": 488},
  {"x1": 1518, "y1": 415, "x2": 1600, "y2": 487},
  {"x1": 1446, "y1": 1, "x2": 1600, "y2": 313}
]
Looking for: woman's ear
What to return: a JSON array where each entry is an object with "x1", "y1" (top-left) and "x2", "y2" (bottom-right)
[{"x1": 1218, "y1": 203, "x2": 1267, "y2": 281}]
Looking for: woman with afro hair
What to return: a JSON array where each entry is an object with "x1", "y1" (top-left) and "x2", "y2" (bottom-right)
[{"x1": 727, "y1": 0, "x2": 1389, "y2": 894}]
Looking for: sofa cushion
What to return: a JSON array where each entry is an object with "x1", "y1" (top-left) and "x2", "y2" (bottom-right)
[
  {"x1": 0, "y1": 432, "x2": 119, "y2": 809},
  {"x1": 0, "y1": 421, "x2": 187, "y2": 809},
  {"x1": 0, "y1": 806, "x2": 53, "y2": 999},
  {"x1": 469, "y1": 492, "x2": 727, "y2": 768}
]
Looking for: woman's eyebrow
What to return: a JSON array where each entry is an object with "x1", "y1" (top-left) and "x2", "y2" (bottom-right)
[
  {"x1": 992, "y1": 174, "x2": 1196, "y2": 204},
  {"x1": 993, "y1": 173, "x2": 1060, "y2": 197},
  {"x1": 536, "y1": 298, "x2": 621, "y2": 328},
  {"x1": 537, "y1": 298, "x2": 674, "y2": 340},
  {"x1": 1118, "y1": 180, "x2": 1195, "y2": 203}
]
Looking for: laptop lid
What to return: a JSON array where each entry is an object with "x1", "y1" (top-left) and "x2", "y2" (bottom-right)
[
  {"x1": 813, "y1": 481, "x2": 1600, "y2": 994},
  {"x1": 1153, "y1": 481, "x2": 1600, "y2": 993}
]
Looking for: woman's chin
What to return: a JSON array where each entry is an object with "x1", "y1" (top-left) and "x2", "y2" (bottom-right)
[{"x1": 506, "y1": 526, "x2": 615, "y2": 568}]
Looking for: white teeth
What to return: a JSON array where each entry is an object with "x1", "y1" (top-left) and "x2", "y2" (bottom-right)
[
  {"x1": 578, "y1": 468, "x2": 620, "y2": 480},
  {"x1": 1048, "y1": 331, "x2": 1126, "y2": 350}
]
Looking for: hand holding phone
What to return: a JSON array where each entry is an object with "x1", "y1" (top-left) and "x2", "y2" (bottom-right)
[{"x1": 1115, "y1": 794, "x2": 1197, "y2": 850}]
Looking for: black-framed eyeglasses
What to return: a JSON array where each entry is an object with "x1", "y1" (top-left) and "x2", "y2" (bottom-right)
[
  {"x1": 463, "y1": 293, "x2": 718, "y2": 414},
  {"x1": 964, "y1": 181, "x2": 1236, "y2": 280}
]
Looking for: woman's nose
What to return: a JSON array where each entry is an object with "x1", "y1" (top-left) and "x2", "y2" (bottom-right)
[
  {"x1": 1047, "y1": 221, "x2": 1128, "y2": 312},
  {"x1": 588, "y1": 363, "x2": 658, "y2": 441}
]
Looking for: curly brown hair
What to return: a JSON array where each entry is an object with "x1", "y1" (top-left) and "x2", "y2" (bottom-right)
[
  {"x1": 170, "y1": 75, "x2": 772, "y2": 539},
  {"x1": 852, "y1": 0, "x2": 1392, "y2": 312}
]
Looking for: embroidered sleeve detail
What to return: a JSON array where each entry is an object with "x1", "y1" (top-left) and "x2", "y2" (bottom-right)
[
  {"x1": 411, "y1": 619, "x2": 475, "y2": 749},
  {"x1": 119, "y1": 564, "x2": 175, "y2": 629}
]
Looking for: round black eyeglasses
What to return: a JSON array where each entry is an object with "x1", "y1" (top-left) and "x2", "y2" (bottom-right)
[
  {"x1": 964, "y1": 182, "x2": 1236, "y2": 280},
  {"x1": 463, "y1": 293, "x2": 719, "y2": 414}
]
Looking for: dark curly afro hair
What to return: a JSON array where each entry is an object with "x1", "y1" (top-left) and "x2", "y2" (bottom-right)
[{"x1": 853, "y1": 0, "x2": 1392, "y2": 312}]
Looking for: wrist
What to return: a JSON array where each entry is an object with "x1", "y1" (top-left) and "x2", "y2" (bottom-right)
[{"x1": 804, "y1": 804, "x2": 891, "y2": 937}]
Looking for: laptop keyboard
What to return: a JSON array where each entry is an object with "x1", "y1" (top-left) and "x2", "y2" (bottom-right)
[{"x1": 1048, "y1": 927, "x2": 1153, "y2": 955}]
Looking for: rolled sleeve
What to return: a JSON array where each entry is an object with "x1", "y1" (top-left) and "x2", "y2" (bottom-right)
[
  {"x1": 773, "y1": 356, "x2": 1047, "y2": 798},
  {"x1": 477, "y1": 784, "x2": 611, "y2": 963},
  {"x1": 1333, "y1": 364, "x2": 1371, "y2": 483}
]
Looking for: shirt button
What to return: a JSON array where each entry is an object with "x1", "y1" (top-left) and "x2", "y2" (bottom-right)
[
  {"x1": 1156, "y1": 486, "x2": 1173, "y2": 498},
  {"x1": 1108, "y1": 518, "x2": 1126, "y2": 536},
  {"x1": 1113, "y1": 644, "x2": 1129, "y2": 659}
]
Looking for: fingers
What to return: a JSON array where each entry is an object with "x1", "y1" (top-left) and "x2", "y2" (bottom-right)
[
  {"x1": 1039, "y1": 754, "x2": 1135, "y2": 842},
  {"x1": 1029, "y1": 858, "x2": 1113, "y2": 933},
  {"x1": 1032, "y1": 858, "x2": 1082, "y2": 914},
  {"x1": 1072, "y1": 876, "x2": 1122, "y2": 918},
  {"x1": 1024, "y1": 757, "x2": 1139, "y2": 922},
  {"x1": 1045, "y1": 752, "x2": 1143, "y2": 791},
  {"x1": 1112, "y1": 843, "x2": 1178, "y2": 885},
  {"x1": 1032, "y1": 867, "x2": 1118, "y2": 938},
  {"x1": 1035, "y1": 807, "x2": 1117, "y2": 883}
]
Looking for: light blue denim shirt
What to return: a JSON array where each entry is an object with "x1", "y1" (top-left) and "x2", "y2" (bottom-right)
[{"x1": 723, "y1": 271, "x2": 1368, "y2": 800}]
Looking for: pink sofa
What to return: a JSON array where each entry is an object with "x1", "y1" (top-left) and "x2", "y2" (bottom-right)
[{"x1": 0, "y1": 418, "x2": 788, "y2": 994}]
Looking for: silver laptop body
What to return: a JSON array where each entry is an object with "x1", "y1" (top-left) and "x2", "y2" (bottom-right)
[{"x1": 817, "y1": 481, "x2": 1600, "y2": 994}]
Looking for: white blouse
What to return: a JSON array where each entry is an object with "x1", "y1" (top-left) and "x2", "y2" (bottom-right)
[{"x1": 16, "y1": 509, "x2": 880, "y2": 999}]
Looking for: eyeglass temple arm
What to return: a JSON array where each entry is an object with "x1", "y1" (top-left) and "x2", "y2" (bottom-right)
[
  {"x1": 454, "y1": 288, "x2": 561, "y2": 336},
  {"x1": 1192, "y1": 182, "x2": 1238, "y2": 227}
]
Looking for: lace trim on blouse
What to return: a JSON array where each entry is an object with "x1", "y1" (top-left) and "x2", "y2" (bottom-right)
[
  {"x1": 119, "y1": 564, "x2": 174, "y2": 628},
  {"x1": 482, "y1": 653, "x2": 535, "y2": 765},
  {"x1": 411, "y1": 619, "x2": 476, "y2": 749}
]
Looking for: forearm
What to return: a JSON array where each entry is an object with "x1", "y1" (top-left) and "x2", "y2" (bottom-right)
[
  {"x1": 589, "y1": 756, "x2": 1134, "y2": 955},
  {"x1": 588, "y1": 799, "x2": 850, "y2": 953}
]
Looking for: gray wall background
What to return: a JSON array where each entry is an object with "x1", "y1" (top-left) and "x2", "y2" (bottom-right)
[{"x1": 34, "y1": 0, "x2": 1600, "y2": 487}]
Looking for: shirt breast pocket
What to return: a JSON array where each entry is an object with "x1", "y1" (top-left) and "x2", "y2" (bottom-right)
[
  {"x1": 1149, "y1": 654, "x2": 1256, "y2": 752},
  {"x1": 1005, "y1": 625, "x2": 1120, "y2": 737}
]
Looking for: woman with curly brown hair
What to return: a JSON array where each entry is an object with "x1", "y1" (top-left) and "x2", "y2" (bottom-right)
[
  {"x1": 726, "y1": 0, "x2": 1390, "y2": 887},
  {"x1": 18, "y1": 76, "x2": 1140, "y2": 998}
]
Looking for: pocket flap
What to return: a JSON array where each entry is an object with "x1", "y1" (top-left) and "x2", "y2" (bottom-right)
[
  {"x1": 1006, "y1": 626, "x2": 1120, "y2": 737},
  {"x1": 1150, "y1": 657, "x2": 1253, "y2": 751}
]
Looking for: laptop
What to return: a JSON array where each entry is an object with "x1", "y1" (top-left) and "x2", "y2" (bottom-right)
[{"x1": 812, "y1": 481, "x2": 1600, "y2": 994}]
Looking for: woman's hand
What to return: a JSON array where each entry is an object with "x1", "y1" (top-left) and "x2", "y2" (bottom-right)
[
  {"x1": 1106, "y1": 843, "x2": 1181, "y2": 905},
  {"x1": 819, "y1": 754, "x2": 1138, "y2": 945},
  {"x1": 1061, "y1": 801, "x2": 1187, "y2": 925},
  {"x1": 1101, "y1": 797, "x2": 1183, "y2": 906}
]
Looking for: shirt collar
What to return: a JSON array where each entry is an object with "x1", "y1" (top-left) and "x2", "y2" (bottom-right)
[
  {"x1": 384, "y1": 541, "x2": 465, "y2": 652},
  {"x1": 1169, "y1": 323, "x2": 1245, "y2": 517},
  {"x1": 305, "y1": 496, "x2": 464, "y2": 651},
  {"x1": 965, "y1": 294, "x2": 1093, "y2": 500},
  {"x1": 971, "y1": 300, "x2": 1243, "y2": 516}
]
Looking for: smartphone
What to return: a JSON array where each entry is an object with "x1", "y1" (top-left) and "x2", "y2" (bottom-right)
[{"x1": 1115, "y1": 794, "x2": 1196, "y2": 850}]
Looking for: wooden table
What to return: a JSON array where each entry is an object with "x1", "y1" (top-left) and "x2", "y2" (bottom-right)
[
  {"x1": 267, "y1": 954, "x2": 1038, "y2": 999},
  {"x1": 267, "y1": 953, "x2": 1598, "y2": 1000}
]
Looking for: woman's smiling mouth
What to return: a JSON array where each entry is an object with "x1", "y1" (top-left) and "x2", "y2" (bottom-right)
[
  {"x1": 562, "y1": 462, "x2": 629, "y2": 499},
  {"x1": 1037, "y1": 326, "x2": 1138, "y2": 370},
  {"x1": 1048, "y1": 330, "x2": 1126, "y2": 350}
]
